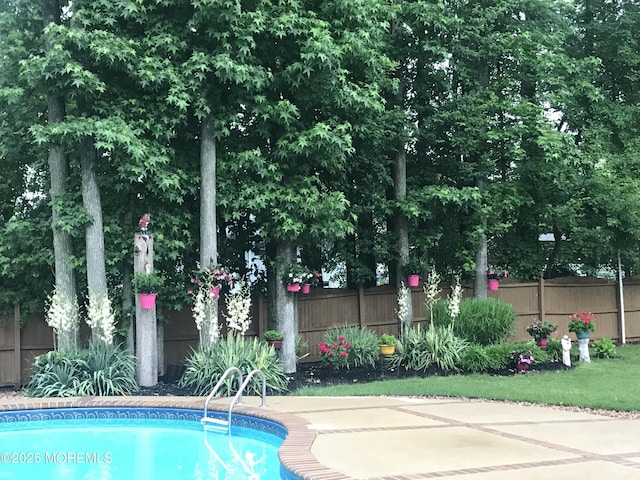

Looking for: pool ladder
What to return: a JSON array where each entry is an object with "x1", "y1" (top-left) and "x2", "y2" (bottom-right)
[{"x1": 201, "y1": 367, "x2": 267, "y2": 432}]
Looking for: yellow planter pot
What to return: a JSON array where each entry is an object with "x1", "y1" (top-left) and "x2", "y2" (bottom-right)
[{"x1": 379, "y1": 344, "x2": 395, "y2": 356}]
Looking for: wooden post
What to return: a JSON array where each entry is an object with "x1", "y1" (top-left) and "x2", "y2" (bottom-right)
[
  {"x1": 134, "y1": 234, "x2": 157, "y2": 387},
  {"x1": 357, "y1": 287, "x2": 366, "y2": 328},
  {"x1": 13, "y1": 303, "x2": 21, "y2": 387},
  {"x1": 538, "y1": 277, "x2": 545, "y2": 320}
]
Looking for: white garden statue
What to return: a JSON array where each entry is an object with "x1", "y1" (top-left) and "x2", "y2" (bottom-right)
[
  {"x1": 561, "y1": 335, "x2": 572, "y2": 367},
  {"x1": 578, "y1": 336, "x2": 591, "y2": 363}
]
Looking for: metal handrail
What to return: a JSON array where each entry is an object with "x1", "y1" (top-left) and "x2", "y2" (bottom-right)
[
  {"x1": 202, "y1": 367, "x2": 243, "y2": 421},
  {"x1": 225, "y1": 369, "x2": 267, "y2": 428}
]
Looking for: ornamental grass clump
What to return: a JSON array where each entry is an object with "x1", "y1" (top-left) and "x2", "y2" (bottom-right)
[
  {"x1": 568, "y1": 311, "x2": 597, "y2": 334},
  {"x1": 179, "y1": 334, "x2": 286, "y2": 396},
  {"x1": 318, "y1": 326, "x2": 379, "y2": 369}
]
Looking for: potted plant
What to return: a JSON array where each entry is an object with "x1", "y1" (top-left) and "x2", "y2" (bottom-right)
[
  {"x1": 510, "y1": 348, "x2": 534, "y2": 373},
  {"x1": 568, "y1": 311, "x2": 596, "y2": 339},
  {"x1": 133, "y1": 271, "x2": 164, "y2": 309},
  {"x1": 526, "y1": 320, "x2": 557, "y2": 348},
  {"x1": 402, "y1": 258, "x2": 424, "y2": 287},
  {"x1": 264, "y1": 330, "x2": 284, "y2": 349},
  {"x1": 378, "y1": 333, "x2": 397, "y2": 356},
  {"x1": 281, "y1": 264, "x2": 313, "y2": 292},
  {"x1": 487, "y1": 267, "x2": 508, "y2": 291}
]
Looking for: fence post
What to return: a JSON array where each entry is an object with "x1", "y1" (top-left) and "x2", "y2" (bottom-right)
[
  {"x1": 13, "y1": 303, "x2": 21, "y2": 387},
  {"x1": 538, "y1": 277, "x2": 545, "y2": 321},
  {"x1": 357, "y1": 287, "x2": 366, "y2": 328}
]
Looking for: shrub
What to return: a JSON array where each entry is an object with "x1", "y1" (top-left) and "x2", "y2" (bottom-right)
[
  {"x1": 592, "y1": 337, "x2": 617, "y2": 358},
  {"x1": 319, "y1": 326, "x2": 379, "y2": 369},
  {"x1": 23, "y1": 342, "x2": 138, "y2": 397},
  {"x1": 459, "y1": 345, "x2": 493, "y2": 373},
  {"x1": 389, "y1": 324, "x2": 467, "y2": 372},
  {"x1": 179, "y1": 334, "x2": 287, "y2": 396},
  {"x1": 483, "y1": 344, "x2": 515, "y2": 370},
  {"x1": 454, "y1": 298, "x2": 516, "y2": 345},
  {"x1": 428, "y1": 299, "x2": 452, "y2": 326},
  {"x1": 545, "y1": 338, "x2": 563, "y2": 361}
]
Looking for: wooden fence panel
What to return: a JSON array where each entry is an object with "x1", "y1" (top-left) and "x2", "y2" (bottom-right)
[{"x1": 4, "y1": 276, "x2": 640, "y2": 386}]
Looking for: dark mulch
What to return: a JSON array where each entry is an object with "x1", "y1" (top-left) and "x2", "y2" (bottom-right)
[{"x1": 136, "y1": 360, "x2": 571, "y2": 397}]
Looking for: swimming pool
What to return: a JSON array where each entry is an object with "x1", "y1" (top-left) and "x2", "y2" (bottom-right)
[{"x1": 0, "y1": 407, "x2": 290, "y2": 480}]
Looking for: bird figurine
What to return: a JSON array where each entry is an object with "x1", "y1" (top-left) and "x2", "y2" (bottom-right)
[{"x1": 138, "y1": 213, "x2": 150, "y2": 234}]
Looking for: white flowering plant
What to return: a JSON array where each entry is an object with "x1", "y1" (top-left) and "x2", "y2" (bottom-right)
[
  {"x1": 281, "y1": 263, "x2": 313, "y2": 285},
  {"x1": 85, "y1": 292, "x2": 116, "y2": 345},
  {"x1": 45, "y1": 287, "x2": 79, "y2": 351},
  {"x1": 223, "y1": 280, "x2": 252, "y2": 335}
]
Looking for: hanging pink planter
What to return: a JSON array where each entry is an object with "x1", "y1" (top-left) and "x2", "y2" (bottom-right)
[
  {"x1": 407, "y1": 275, "x2": 420, "y2": 287},
  {"x1": 488, "y1": 279, "x2": 499, "y2": 291},
  {"x1": 286, "y1": 283, "x2": 300, "y2": 292},
  {"x1": 138, "y1": 293, "x2": 157, "y2": 309},
  {"x1": 301, "y1": 283, "x2": 311, "y2": 294}
]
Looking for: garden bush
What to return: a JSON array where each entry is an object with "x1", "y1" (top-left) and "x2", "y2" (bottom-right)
[
  {"x1": 592, "y1": 337, "x2": 617, "y2": 358},
  {"x1": 545, "y1": 338, "x2": 563, "y2": 361},
  {"x1": 454, "y1": 298, "x2": 516, "y2": 345},
  {"x1": 458, "y1": 345, "x2": 493, "y2": 373},
  {"x1": 389, "y1": 324, "x2": 467, "y2": 372},
  {"x1": 23, "y1": 342, "x2": 138, "y2": 397},
  {"x1": 179, "y1": 333, "x2": 287, "y2": 396},
  {"x1": 318, "y1": 326, "x2": 379, "y2": 369}
]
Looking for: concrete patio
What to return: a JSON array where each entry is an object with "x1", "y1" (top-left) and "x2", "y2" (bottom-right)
[{"x1": 1, "y1": 394, "x2": 639, "y2": 479}]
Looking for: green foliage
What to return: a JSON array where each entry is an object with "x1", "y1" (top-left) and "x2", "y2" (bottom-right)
[
  {"x1": 263, "y1": 330, "x2": 283, "y2": 341},
  {"x1": 319, "y1": 326, "x2": 379, "y2": 369},
  {"x1": 133, "y1": 272, "x2": 165, "y2": 294},
  {"x1": 592, "y1": 338, "x2": 617, "y2": 359},
  {"x1": 389, "y1": 324, "x2": 467, "y2": 372},
  {"x1": 428, "y1": 299, "x2": 452, "y2": 326},
  {"x1": 458, "y1": 345, "x2": 493, "y2": 373},
  {"x1": 453, "y1": 298, "x2": 517, "y2": 345},
  {"x1": 178, "y1": 334, "x2": 287, "y2": 396},
  {"x1": 545, "y1": 338, "x2": 563, "y2": 362},
  {"x1": 23, "y1": 342, "x2": 138, "y2": 397},
  {"x1": 378, "y1": 334, "x2": 397, "y2": 346}
]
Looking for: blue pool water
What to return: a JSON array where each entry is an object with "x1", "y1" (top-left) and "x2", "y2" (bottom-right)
[{"x1": 0, "y1": 408, "x2": 288, "y2": 480}]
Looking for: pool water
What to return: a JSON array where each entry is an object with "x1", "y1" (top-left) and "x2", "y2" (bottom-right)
[{"x1": 0, "y1": 408, "x2": 285, "y2": 480}]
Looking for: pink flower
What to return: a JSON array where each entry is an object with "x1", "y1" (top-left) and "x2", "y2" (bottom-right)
[
  {"x1": 343, "y1": 342, "x2": 351, "y2": 348},
  {"x1": 333, "y1": 343, "x2": 338, "y2": 349},
  {"x1": 190, "y1": 278, "x2": 195, "y2": 283},
  {"x1": 213, "y1": 269, "x2": 220, "y2": 274},
  {"x1": 339, "y1": 336, "x2": 345, "y2": 343},
  {"x1": 187, "y1": 290, "x2": 193, "y2": 295},
  {"x1": 340, "y1": 351, "x2": 347, "y2": 358}
]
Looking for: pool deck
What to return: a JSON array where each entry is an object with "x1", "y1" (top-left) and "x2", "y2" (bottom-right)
[{"x1": 1, "y1": 394, "x2": 640, "y2": 479}]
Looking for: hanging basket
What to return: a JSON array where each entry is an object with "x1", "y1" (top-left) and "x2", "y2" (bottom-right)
[
  {"x1": 488, "y1": 279, "x2": 499, "y2": 291},
  {"x1": 407, "y1": 275, "x2": 420, "y2": 287},
  {"x1": 301, "y1": 283, "x2": 311, "y2": 294},
  {"x1": 286, "y1": 283, "x2": 300, "y2": 292},
  {"x1": 138, "y1": 293, "x2": 157, "y2": 309}
]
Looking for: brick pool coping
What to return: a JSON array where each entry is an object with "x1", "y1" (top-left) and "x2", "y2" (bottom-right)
[{"x1": 0, "y1": 396, "x2": 343, "y2": 480}]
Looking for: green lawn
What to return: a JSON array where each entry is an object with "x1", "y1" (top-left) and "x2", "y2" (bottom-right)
[{"x1": 292, "y1": 344, "x2": 640, "y2": 413}]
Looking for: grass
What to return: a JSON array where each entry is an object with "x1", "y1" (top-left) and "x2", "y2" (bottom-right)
[{"x1": 293, "y1": 344, "x2": 640, "y2": 413}]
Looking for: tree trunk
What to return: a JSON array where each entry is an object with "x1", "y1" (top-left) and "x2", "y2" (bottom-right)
[
  {"x1": 200, "y1": 115, "x2": 217, "y2": 268},
  {"x1": 394, "y1": 149, "x2": 413, "y2": 327},
  {"x1": 122, "y1": 269, "x2": 134, "y2": 353},
  {"x1": 275, "y1": 241, "x2": 297, "y2": 374},
  {"x1": 199, "y1": 116, "x2": 219, "y2": 347},
  {"x1": 473, "y1": 60, "x2": 490, "y2": 299},
  {"x1": 80, "y1": 136, "x2": 111, "y2": 340},
  {"x1": 44, "y1": 0, "x2": 77, "y2": 352}
]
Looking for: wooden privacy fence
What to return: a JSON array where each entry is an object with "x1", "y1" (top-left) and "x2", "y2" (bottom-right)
[{"x1": 2, "y1": 276, "x2": 640, "y2": 386}]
